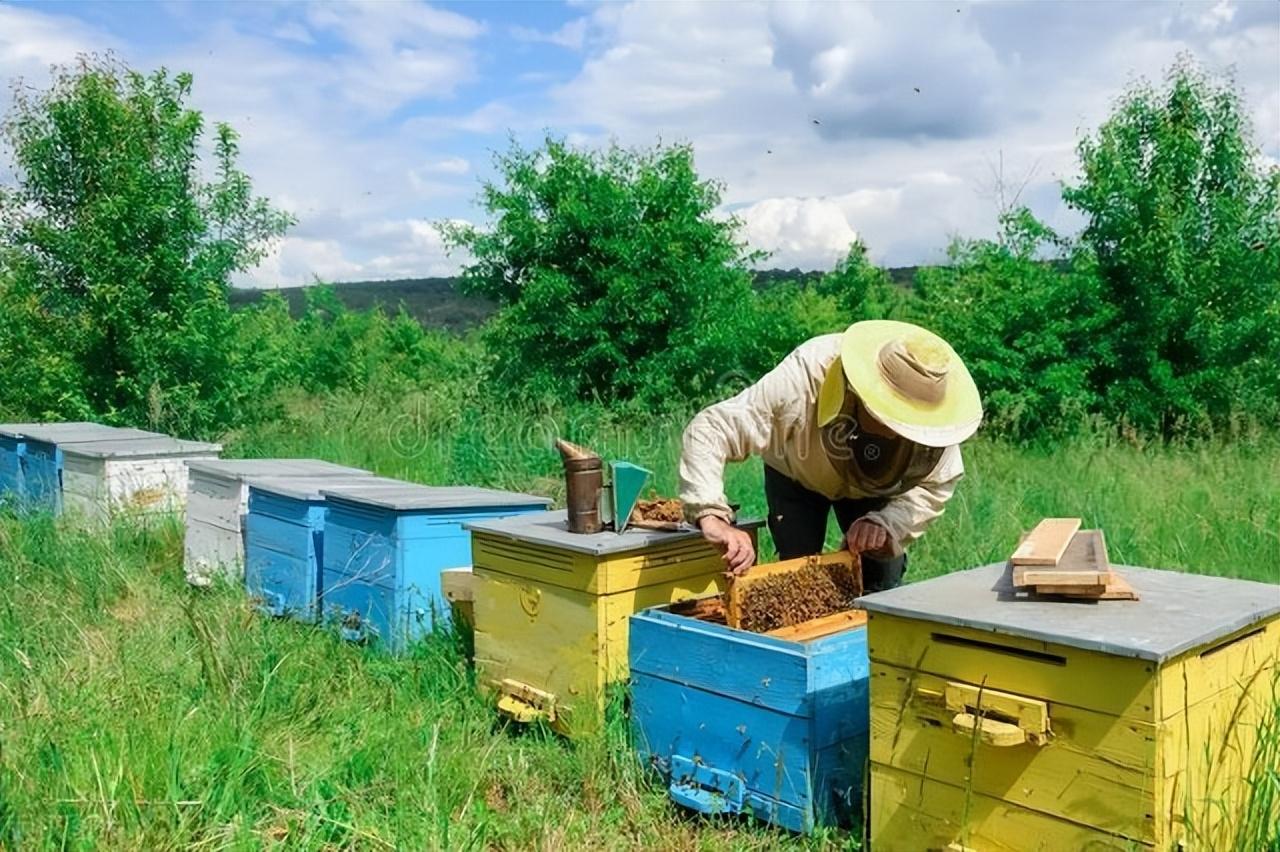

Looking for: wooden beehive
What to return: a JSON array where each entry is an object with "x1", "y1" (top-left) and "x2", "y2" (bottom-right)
[
  {"x1": 321, "y1": 482, "x2": 550, "y2": 653},
  {"x1": 184, "y1": 459, "x2": 370, "y2": 586},
  {"x1": 468, "y1": 509, "x2": 762, "y2": 736},
  {"x1": 59, "y1": 437, "x2": 221, "y2": 521},
  {"x1": 859, "y1": 563, "x2": 1280, "y2": 851},
  {"x1": 630, "y1": 599, "x2": 870, "y2": 833},
  {"x1": 242, "y1": 474, "x2": 391, "y2": 622},
  {"x1": 0, "y1": 422, "x2": 161, "y2": 512}
]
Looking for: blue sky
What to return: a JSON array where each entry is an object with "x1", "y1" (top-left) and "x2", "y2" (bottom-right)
[{"x1": 2, "y1": 1, "x2": 1277, "y2": 286}]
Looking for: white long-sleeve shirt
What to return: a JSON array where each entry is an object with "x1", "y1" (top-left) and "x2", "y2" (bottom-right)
[{"x1": 678, "y1": 334, "x2": 965, "y2": 555}]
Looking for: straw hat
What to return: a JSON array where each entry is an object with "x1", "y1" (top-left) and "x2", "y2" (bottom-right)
[{"x1": 817, "y1": 320, "x2": 982, "y2": 447}]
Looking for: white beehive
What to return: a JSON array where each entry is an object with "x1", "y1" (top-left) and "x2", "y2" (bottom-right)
[
  {"x1": 60, "y1": 437, "x2": 222, "y2": 523},
  {"x1": 183, "y1": 458, "x2": 370, "y2": 586}
]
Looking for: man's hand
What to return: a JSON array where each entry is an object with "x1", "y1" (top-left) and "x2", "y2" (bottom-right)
[
  {"x1": 846, "y1": 518, "x2": 892, "y2": 556},
  {"x1": 698, "y1": 516, "x2": 756, "y2": 576}
]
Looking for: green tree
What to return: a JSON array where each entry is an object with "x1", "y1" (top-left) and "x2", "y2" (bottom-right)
[
  {"x1": 1063, "y1": 58, "x2": 1280, "y2": 433},
  {"x1": 0, "y1": 57, "x2": 292, "y2": 435},
  {"x1": 443, "y1": 138, "x2": 758, "y2": 407},
  {"x1": 915, "y1": 209, "x2": 1112, "y2": 438}
]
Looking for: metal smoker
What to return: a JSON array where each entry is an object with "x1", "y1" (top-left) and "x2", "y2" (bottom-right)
[{"x1": 555, "y1": 439, "x2": 652, "y2": 535}]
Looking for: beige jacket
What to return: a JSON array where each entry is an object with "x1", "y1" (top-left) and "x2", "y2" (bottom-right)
[{"x1": 678, "y1": 334, "x2": 965, "y2": 555}]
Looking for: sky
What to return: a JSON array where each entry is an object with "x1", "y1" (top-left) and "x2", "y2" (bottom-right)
[{"x1": 1, "y1": 0, "x2": 1277, "y2": 287}]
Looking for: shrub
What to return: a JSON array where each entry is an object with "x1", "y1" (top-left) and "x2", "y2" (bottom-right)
[
  {"x1": 443, "y1": 138, "x2": 759, "y2": 408},
  {"x1": 0, "y1": 57, "x2": 291, "y2": 437},
  {"x1": 1063, "y1": 57, "x2": 1280, "y2": 434}
]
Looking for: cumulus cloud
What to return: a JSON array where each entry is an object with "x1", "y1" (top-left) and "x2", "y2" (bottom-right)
[{"x1": 738, "y1": 197, "x2": 858, "y2": 270}]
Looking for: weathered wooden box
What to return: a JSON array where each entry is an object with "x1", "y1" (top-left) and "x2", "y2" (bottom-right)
[
  {"x1": 0, "y1": 423, "x2": 159, "y2": 512},
  {"x1": 322, "y1": 483, "x2": 550, "y2": 653},
  {"x1": 242, "y1": 474, "x2": 390, "y2": 622},
  {"x1": 60, "y1": 437, "x2": 221, "y2": 521},
  {"x1": 469, "y1": 510, "x2": 762, "y2": 736},
  {"x1": 184, "y1": 458, "x2": 369, "y2": 586},
  {"x1": 630, "y1": 602, "x2": 870, "y2": 833},
  {"x1": 860, "y1": 563, "x2": 1280, "y2": 851}
]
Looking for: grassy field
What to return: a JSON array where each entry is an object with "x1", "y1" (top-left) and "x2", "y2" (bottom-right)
[{"x1": 1, "y1": 397, "x2": 1277, "y2": 849}]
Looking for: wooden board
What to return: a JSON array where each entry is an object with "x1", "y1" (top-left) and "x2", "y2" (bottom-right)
[
  {"x1": 766, "y1": 609, "x2": 867, "y2": 642},
  {"x1": 1010, "y1": 517, "x2": 1081, "y2": 567},
  {"x1": 726, "y1": 550, "x2": 861, "y2": 631},
  {"x1": 1014, "y1": 528, "x2": 1110, "y2": 587}
]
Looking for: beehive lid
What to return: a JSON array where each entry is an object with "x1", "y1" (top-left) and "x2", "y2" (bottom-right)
[
  {"x1": 465, "y1": 508, "x2": 764, "y2": 556},
  {"x1": 322, "y1": 481, "x2": 553, "y2": 511},
  {"x1": 188, "y1": 458, "x2": 368, "y2": 481},
  {"x1": 247, "y1": 474, "x2": 396, "y2": 501},
  {"x1": 59, "y1": 436, "x2": 222, "y2": 459},
  {"x1": 0, "y1": 422, "x2": 163, "y2": 443},
  {"x1": 857, "y1": 563, "x2": 1280, "y2": 662}
]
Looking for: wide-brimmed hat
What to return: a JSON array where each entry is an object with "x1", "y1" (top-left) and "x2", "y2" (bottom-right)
[{"x1": 817, "y1": 320, "x2": 982, "y2": 447}]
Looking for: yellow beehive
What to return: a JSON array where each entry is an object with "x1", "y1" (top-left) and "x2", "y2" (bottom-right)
[
  {"x1": 468, "y1": 509, "x2": 759, "y2": 736},
  {"x1": 859, "y1": 563, "x2": 1280, "y2": 851}
]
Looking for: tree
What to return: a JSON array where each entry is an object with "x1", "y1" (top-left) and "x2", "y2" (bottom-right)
[
  {"x1": 0, "y1": 56, "x2": 292, "y2": 435},
  {"x1": 915, "y1": 210, "x2": 1112, "y2": 438},
  {"x1": 1062, "y1": 57, "x2": 1280, "y2": 433},
  {"x1": 443, "y1": 138, "x2": 759, "y2": 407}
]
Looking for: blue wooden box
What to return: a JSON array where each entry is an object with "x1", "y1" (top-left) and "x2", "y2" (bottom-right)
[
  {"x1": 243, "y1": 474, "x2": 388, "y2": 622},
  {"x1": 630, "y1": 602, "x2": 870, "y2": 833},
  {"x1": 0, "y1": 423, "x2": 158, "y2": 512},
  {"x1": 320, "y1": 483, "x2": 550, "y2": 653}
]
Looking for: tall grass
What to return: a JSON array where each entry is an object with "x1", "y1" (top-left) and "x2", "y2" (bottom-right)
[{"x1": 1, "y1": 394, "x2": 1277, "y2": 848}]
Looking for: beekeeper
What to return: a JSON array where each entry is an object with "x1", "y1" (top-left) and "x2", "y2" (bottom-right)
[{"x1": 679, "y1": 320, "x2": 982, "y2": 592}]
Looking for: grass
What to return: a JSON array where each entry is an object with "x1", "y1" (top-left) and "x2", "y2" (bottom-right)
[{"x1": 1, "y1": 394, "x2": 1277, "y2": 849}]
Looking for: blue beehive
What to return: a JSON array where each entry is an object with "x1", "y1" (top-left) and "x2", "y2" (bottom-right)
[
  {"x1": 243, "y1": 474, "x2": 390, "y2": 622},
  {"x1": 630, "y1": 601, "x2": 871, "y2": 833},
  {"x1": 0, "y1": 422, "x2": 160, "y2": 512},
  {"x1": 321, "y1": 482, "x2": 551, "y2": 652}
]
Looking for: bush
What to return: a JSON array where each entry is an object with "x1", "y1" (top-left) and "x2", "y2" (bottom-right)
[
  {"x1": 916, "y1": 210, "x2": 1112, "y2": 438},
  {"x1": 0, "y1": 57, "x2": 291, "y2": 437},
  {"x1": 1063, "y1": 57, "x2": 1280, "y2": 434},
  {"x1": 443, "y1": 138, "x2": 759, "y2": 408}
]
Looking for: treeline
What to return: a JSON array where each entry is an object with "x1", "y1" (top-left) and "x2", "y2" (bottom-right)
[{"x1": 0, "y1": 56, "x2": 1276, "y2": 441}]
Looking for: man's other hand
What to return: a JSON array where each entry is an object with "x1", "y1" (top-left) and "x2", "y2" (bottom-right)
[
  {"x1": 698, "y1": 516, "x2": 756, "y2": 576},
  {"x1": 846, "y1": 518, "x2": 892, "y2": 556}
]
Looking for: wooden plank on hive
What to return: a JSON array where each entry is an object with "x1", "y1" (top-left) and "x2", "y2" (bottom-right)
[
  {"x1": 1010, "y1": 517, "x2": 1082, "y2": 572},
  {"x1": 726, "y1": 550, "x2": 861, "y2": 630},
  {"x1": 765, "y1": 609, "x2": 867, "y2": 642},
  {"x1": 1015, "y1": 527, "x2": 1108, "y2": 587}
]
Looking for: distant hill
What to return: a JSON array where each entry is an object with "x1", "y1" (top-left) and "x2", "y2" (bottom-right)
[{"x1": 230, "y1": 267, "x2": 922, "y2": 332}]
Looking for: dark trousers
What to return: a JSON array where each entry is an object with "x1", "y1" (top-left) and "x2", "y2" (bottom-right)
[{"x1": 763, "y1": 464, "x2": 907, "y2": 592}]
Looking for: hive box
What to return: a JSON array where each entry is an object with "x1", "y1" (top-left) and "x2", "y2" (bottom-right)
[
  {"x1": 59, "y1": 437, "x2": 221, "y2": 521},
  {"x1": 630, "y1": 602, "x2": 870, "y2": 833},
  {"x1": 0, "y1": 422, "x2": 162, "y2": 512},
  {"x1": 243, "y1": 474, "x2": 392, "y2": 622},
  {"x1": 184, "y1": 458, "x2": 371, "y2": 586},
  {"x1": 860, "y1": 563, "x2": 1280, "y2": 851},
  {"x1": 322, "y1": 482, "x2": 551, "y2": 653},
  {"x1": 469, "y1": 510, "x2": 762, "y2": 736}
]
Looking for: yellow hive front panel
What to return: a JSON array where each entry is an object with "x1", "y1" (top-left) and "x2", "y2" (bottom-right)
[
  {"x1": 867, "y1": 612, "x2": 1157, "y2": 719},
  {"x1": 471, "y1": 531, "x2": 735, "y2": 594},
  {"x1": 473, "y1": 570, "x2": 606, "y2": 732},
  {"x1": 869, "y1": 662, "x2": 1159, "y2": 843},
  {"x1": 870, "y1": 764, "x2": 1142, "y2": 851}
]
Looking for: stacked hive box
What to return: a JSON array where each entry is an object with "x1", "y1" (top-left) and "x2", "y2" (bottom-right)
[
  {"x1": 322, "y1": 482, "x2": 551, "y2": 652},
  {"x1": 468, "y1": 510, "x2": 762, "y2": 736},
  {"x1": 859, "y1": 563, "x2": 1280, "y2": 851},
  {"x1": 630, "y1": 602, "x2": 870, "y2": 832},
  {"x1": 0, "y1": 422, "x2": 162, "y2": 512},
  {"x1": 60, "y1": 437, "x2": 221, "y2": 521},
  {"x1": 184, "y1": 459, "x2": 370, "y2": 586},
  {"x1": 243, "y1": 474, "x2": 392, "y2": 622}
]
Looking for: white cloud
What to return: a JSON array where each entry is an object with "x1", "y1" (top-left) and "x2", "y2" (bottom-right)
[
  {"x1": 738, "y1": 197, "x2": 857, "y2": 270},
  {"x1": 510, "y1": 18, "x2": 588, "y2": 50}
]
